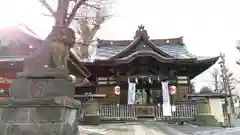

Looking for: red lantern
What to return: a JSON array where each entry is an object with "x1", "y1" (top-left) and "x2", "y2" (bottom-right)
[
  {"x1": 114, "y1": 86, "x2": 120, "y2": 95},
  {"x1": 169, "y1": 86, "x2": 176, "y2": 95}
]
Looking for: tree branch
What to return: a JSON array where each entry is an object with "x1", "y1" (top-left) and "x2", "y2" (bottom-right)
[
  {"x1": 89, "y1": 24, "x2": 100, "y2": 39},
  {"x1": 66, "y1": 0, "x2": 87, "y2": 26},
  {"x1": 39, "y1": 0, "x2": 55, "y2": 17},
  {"x1": 18, "y1": 23, "x2": 38, "y2": 36},
  {"x1": 88, "y1": 10, "x2": 106, "y2": 39}
]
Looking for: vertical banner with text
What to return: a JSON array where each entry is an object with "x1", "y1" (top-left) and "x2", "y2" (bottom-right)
[
  {"x1": 128, "y1": 82, "x2": 136, "y2": 104},
  {"x1": 161, "y1": 81, "x2": 172, "y2": 116}
]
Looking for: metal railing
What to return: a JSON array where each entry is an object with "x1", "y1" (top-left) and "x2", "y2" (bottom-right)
[
  {"x1": 78, "y1": 104, "x2": 197, "y2": 121},
  {"x1": 99, "y1": 104, "x2": 136, "y2": 120},
  {"x1": 155, "y1": 104, "x2": 197, "y2": 120}
]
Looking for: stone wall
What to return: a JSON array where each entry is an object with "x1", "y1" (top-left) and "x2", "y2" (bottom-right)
[{"x1": 0, "y1": 97, "x2": 80, "y2": 135}]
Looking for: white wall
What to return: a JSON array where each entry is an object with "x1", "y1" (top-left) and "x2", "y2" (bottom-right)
[{"x1": 209, "y1": 98, "x2": 225, "y2": 123}]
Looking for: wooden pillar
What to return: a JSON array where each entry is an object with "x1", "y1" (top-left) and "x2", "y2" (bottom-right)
[
  {"x1": 95, "y1": 76, "x2": 99, "y2": 93},
  {"x1": 116, "y1": 68, "x2": 120, "y2": 85},
  {"x1": 187, "y1": 75, "x2": 192, "y2": 105},
  {"x1": 115, "y1": 67, "x2": 120, "y2": 104}
]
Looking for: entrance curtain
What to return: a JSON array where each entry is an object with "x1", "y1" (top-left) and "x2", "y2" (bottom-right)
[
  {"x1": 128, "y1": 79, "x2": 136, "y2": 104},
  {"x1": 161, "y1": 81, "x2": 172, "y2": 116}
]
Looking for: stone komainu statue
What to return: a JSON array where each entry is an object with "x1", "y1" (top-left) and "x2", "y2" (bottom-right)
[
  {"x1": 49, "y1": 26, "x2": 75, "y2": 69},
  {"x1": 24, "y1": 27, "x2": 76, "y2": 72}
]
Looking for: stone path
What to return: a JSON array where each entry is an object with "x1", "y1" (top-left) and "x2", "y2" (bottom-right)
[
  {"x1": 78, "y1": 121, "x2": 240, "y2": 135},
  {"x1": 78, "y1": 122, "x2": 169, "y2": 135},
  {"x1": 166, "y1": 123, "x2": 222, "y2": 135},
  {"x1": 167, "y1": 122, "x2": 240, "y2": 135}
]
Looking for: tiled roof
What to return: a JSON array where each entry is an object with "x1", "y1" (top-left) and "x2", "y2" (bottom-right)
[
  {"x1": 94, "y1": 45, "x2": 125, "y2": 60},
  {"x1": 0, "y1": 25, "x2": 42, "y2": 59},
  {"x1": 92, "y1": 43, "x2": 198, "y2": 60},
  {"x1": 156, "y1": 44, "x2": 197, "y2": 59}
]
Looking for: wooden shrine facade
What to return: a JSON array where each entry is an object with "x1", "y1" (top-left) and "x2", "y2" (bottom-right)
[{"x1": 76, "y1": 25, "x2": 219, "y2": 105}]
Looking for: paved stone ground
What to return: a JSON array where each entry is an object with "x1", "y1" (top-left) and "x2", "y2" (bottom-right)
[
  {"x1": 167, "y1": 122, "x2": 240, "y2": 135},
  {"x1": 166, "y1": 123, "x2": 223, "y2": 134},
  {"x1": 78, "y1": 122, "x2": 171, "y2": 135},
  {"x1": 78, "y1": 121, "x2": 240, "y2": 135}
]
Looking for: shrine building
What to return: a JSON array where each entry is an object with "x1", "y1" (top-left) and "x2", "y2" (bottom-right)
[
  {"x1": 75, "y1": 25, "x2": 219, "y2": 105},
  {"x1": 0, "y1": 25, "x2": 219, "y2": 105}
]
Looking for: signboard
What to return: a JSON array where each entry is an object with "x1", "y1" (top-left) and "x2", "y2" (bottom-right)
[
  {"x1": 162, "y1": 81, "x2": 172, "y2": 116},
  {"x1": 128, "y1": 82, "x2": 136, "y2": 104}
]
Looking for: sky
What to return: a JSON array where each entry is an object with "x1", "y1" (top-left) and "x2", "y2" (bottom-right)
[{"x1": 1, "y1": 0, "x2": 240, "y2": 91}]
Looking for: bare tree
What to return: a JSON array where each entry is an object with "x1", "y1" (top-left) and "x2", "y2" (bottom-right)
[
  {"x1": 211, "y1": 68, "x2": 221, "y2": 92},
  {"x1": 71, "y1": 0, "x2": 113, "y2": 61},
  {"x1": 210, "y1": 67, "x2": 237, "y2": 93},
  {"x1": 236, "y1": 40, "x2": 240, "y2": 65},
  {"x1": 35, "y1": 0, "x2": 113, "y2": 65},
  {"x1": 23, "y1": 0, "x2": 89, "y2": 72},
  {"x1": 190, "y1": 81, "x2": 196, "y2": 93},
  {"x1": 219, "y1": 53, "x2": 236, "y2": 115},
  {"x1": 220, "y1": 71, "x2": 237, "y2": 92}
]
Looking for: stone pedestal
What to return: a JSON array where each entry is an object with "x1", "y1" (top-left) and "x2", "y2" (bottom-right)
[
  {"x1": 0, "y1": 97, "x2": 80, "y2": 135},
  {"x1": 10, "y1": 70, "x2": 75, "y2": 99},
  {"x1": 0, "y1": 72, "x2": 80, "y2": 135}
]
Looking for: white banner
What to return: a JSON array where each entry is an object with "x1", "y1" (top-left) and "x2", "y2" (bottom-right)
[
  {"x1": 161, "y1": 81, "x2": 172, "y2": 116},
  {"x1": 128, "y1": 82, "x2": 136, "y2": 104}
]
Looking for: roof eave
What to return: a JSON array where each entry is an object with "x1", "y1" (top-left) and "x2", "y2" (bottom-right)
[
  {"x1": 187, "y1": 93, "x2": 231, "y2": 98},
  {"x1": 69, "y1": 50, "x2": 91, "y2": 78},
  {"x1": 83, "y1": 51, "x2": 198, "y2": 66},
  {"x1": 195, "y1": 56, "x2": 220, "y2": 64}
]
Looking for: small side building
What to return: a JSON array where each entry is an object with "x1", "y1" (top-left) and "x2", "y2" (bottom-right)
[{"x1": 188, "y1": 92, "x2": 233, "y2": 126}]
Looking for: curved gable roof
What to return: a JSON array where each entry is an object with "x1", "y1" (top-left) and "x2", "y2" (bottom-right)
[
  {"x1": 109, "y1": 36, "x2": 173, "y2": 59},
  {"x1": 93, "y1": 37, "x2": 197, "y2": 60}
]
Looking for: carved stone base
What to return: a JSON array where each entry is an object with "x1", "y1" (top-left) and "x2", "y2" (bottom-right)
[
  {"x1": 2, "y1": 68, "x2": 81, "y2": 134},
  {"x1": 0, "y1": 97, "x2": 80, "y2": 135},
  {"x1": 10, "y1": 70, "x2": 74, "y2": 99}
]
